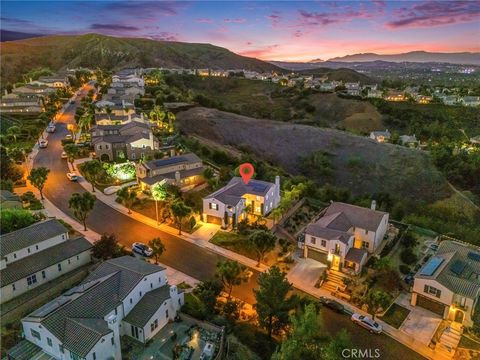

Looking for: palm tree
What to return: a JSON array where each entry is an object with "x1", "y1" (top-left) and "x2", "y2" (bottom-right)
[
  {"x1": 63, "y1": 144, "x2": 80, "y2": 171},
  {"x1": 148, "y1": 237, "x2": 166, "y2": 264},
  {"x1": 79, "y1": 113, "x2": 93, "y2": 133},
  {"x1": 151, "y1": 183, "x2": 168, "y2": 225},
  {"x1": 170, "y1": 200, "x2": 192, "y2": 235},
  {"x1": 69, "y1": 192, "x2": 96, "y2": 231},
  {"x1": 116, "y1": 187, "x2": 137, "y2": 214}
]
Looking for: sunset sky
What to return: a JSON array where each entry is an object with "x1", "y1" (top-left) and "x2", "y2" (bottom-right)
[{"x1": 2, "y1": 1, "x2": 479, "y2": 61}]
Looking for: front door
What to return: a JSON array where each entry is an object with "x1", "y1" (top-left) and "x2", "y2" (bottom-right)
[
  {"x1": 332, "y1": 255, "x2": 340, "y2": 271},
  {"x1": 454, "y1": 310, "x2": 464, "y2": 324}
]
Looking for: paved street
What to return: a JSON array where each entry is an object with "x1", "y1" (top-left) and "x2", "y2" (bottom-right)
[{"x1": 32, "y1": 85, "x2": 425, "y2": 360}]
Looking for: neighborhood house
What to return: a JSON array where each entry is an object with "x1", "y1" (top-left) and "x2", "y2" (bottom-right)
[
  {"x1": 304, "y1": 202, "x2": 389, "y2": 274},
  {"x1": 411, "y1": 240, "x2": 480, "y2": 328},
  {"x1": 0, "y1": 219, "x2": 92, "y2": 304},
  {"x1": 7, "y1": 256, "x2": 184, "y2": 360},
  {"x1": 136, "y1": 153, "x2": 205, "y2": 191},
  {"x1": 203, "y1": 176, "x2": 281, "y2": 228}
]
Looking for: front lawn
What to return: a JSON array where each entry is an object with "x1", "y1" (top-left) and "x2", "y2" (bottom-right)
[
  {"x1": 380, "y1": 303, "x2": 410, "y2": 329},
  {"x1": 210, "y1": 231, "x2": 252, "y2": 258}
]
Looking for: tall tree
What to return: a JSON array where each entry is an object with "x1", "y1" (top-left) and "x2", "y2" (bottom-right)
[
  {"x1": 254, "y1": 266, "x2": 296, "y2": 337},
  {"x1": 364, "y1": 289, "x2": 392, "y2": 319},
  {"x1": 92, "y1": 233, "x2": 119, "y2": 260},
  {"x1": 247, "y1": 229, "x2": 277, "y2": 266},
  {"x1": 170, "y1": 200, "x2": 191, "y2": 235},
  {"x1": 194, "y1": 279, "x2": 223, "y2": 319},
  {"x1": 116, "y1": 187, "x2": 137, "y2": 214},
  {"x1": 27, "y1": 167, "x2": 50, "y2": 200},
  {"x1": 148, "y1": 237, "x2": 166, "y2": 264},
  {"x1": 80, "y1": 160, "x2": 103, "y2": 192},
  {"x1": 63, "y1": 143, "x2": 80, "y2": 171},
  {"x1": 216, "y1": 260, "x2": 249, "y2": 299},
  {"x1": 151, "y1": 182, "x2": 168, "y2": 225},
  {"x1": 68, "y1": 192, "x2": 96, "y2": 231}
]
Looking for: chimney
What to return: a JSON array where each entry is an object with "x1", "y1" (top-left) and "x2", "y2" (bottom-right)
[{"x1": 371, "y1": 200, "x2": 377, "y2": 211}]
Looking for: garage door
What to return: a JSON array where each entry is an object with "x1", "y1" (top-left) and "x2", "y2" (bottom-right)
[
  {"x1": 206, "y1": 215, "x2": 222, "y2": 225},
  {"x1": 417, "y1": 295, "x2": 446, "y2": 316},
  {"x1": 307, "y1": 248, "x2": 328, "y2": 264}
]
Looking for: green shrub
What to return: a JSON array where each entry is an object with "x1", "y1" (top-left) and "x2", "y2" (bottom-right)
[
  {"x1": 399, "y1": 264, "x2": 411, "y2": 274},
  {"x1": 400, "y1": 248, "x2": 418, "y2": 265}
]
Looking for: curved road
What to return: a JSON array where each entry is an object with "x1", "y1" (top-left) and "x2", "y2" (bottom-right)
[{"x1": 33, "y1": 85, "x2": 425, "y2": 360}]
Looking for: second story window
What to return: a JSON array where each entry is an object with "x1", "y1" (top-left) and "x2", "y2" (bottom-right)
[
  {"x1": 31, "y1": 329, "x2": 41, "y2": 340},
  {"x1": 321, "y1": 240, "x2": 327, "y2": 247},
  {"x1": 424, "y1": 285, "x2": 441, "y2": 298},
  {"x1": 311, "y1": 237, "x2": 316, "y2": 245}
]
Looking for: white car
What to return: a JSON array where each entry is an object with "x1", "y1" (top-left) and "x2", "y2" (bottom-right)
[
  {"x1": 61, "y1": 151, "x2": 68, "y2": 159},
  {"x1": 64, "y1": 134, "x2": 73, "y2": 140},
  {"x1": 46, "y1": 125, "x2": 56, "y2": 133},
  {"x1": 132, "y1": 242, "x2": 153, "y2": 257},
  {"x1": 39, "y1": 139, "x2": 48, "y2": 148},
  {"x1": 66, "y1": 172, "x2": 79, "y2": 181},
  {"x1": 351, "y1": 313, "x2": 382, "y2": 334}
]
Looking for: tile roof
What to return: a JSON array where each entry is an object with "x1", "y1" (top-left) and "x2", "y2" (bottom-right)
[
  {"x1": 323, "y1": 202, "x2": 387, "y2": 232},
  {"x1": 6, "y1": 339, "x2": 55, "y2": 360},
  {"x1": 345, "y1": 248, "x2": 368, "y2": 264},
  {"x1": 0, "y1": 237, "x2": 92, "y2": 286},
  {"x1": 141, "y1": 167, "x2": 204, "y2": 186},
  {"x1": 0, "y1": 190, "x2": 21, "y2": 202},
  {"x1": 0, "y1": 219, "x2": 68, "y2": 257},
  {"x1": 123, "y1": 285, "x2": 171, "y2": 327},
  {"x1": 144, "y1": 153, "x2": 202, "y2": 170},
  {"x1": 305, "y1": 225, "x2": 352, "y2": 244},
  {"x1": 24, "y1": 256, "x2": 165, "y2": 358},
  {"x1": 205, "y1": 177, "x2": 275, "y2": 206},
  {"x1": 415, "y1": 240, "x2": 480, "y2": 299}
]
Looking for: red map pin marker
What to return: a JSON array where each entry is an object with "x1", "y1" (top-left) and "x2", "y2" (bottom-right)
[{"x1": 239, "y1": 163, "x2": 254, "y2": 184}]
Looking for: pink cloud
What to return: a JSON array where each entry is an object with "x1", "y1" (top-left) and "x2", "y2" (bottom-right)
[
  {"x1": 196, "y1": 18, "x2": 213, "y2": 23},
  {"x1": 386, "y1": 1, "x2": 480, "y2": 29},
  {"x1": 223, "y1": 18, "x2": 246, "y2": 23}
]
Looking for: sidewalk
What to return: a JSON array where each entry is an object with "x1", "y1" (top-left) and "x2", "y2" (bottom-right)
[{"x1": 72, "y1": 159, "x2": 269, "y2": 272}]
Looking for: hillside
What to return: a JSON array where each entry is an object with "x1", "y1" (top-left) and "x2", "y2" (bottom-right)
[
  {"x1": 328, "y1": 51, "x2": 480, "y2": 65},
  {"x1": 0, "y1": 33, "x2": 281, "y2": 84},
  {"x1": 177, "y1": 107, "x2": 449, "y2": 202}
]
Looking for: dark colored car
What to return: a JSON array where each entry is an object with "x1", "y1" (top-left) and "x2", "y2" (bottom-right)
[
  {"x1": 319, "y1": 296, "x2": 345, "y2": 313},
  {"x1": 404, "y1": 273, "x2": 415, "y2": 285}
]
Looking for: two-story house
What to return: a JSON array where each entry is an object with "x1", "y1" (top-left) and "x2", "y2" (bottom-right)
[
  {"x1": 0, "y1": 219, "x2": 92, "y2": 304},
  {"x1": 91, "y1": 121, "x2": 159, "y2": 162},
  {"x1": 202, "y1": 176, "x2": 281, "y2": 228},
  {"x1": 304, "y1": 202, "x2": 389, "y2": 274},
  {"x1": 411, "y1": 240, "x2": 480, "y2": 328},
  {"x1": 7, "y1": 256, "x2": 184, "y2": 360},
  {"x1": 136, "y1": 153, "x2": 205, "y2": 191}
]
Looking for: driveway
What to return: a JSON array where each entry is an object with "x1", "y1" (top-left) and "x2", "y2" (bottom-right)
[
  {"x1": 397, "y1": 293, "x2": 442, "y2": 345},
  {"x1": 288, "y1": 257, "x2": 326, "y2": 286}
]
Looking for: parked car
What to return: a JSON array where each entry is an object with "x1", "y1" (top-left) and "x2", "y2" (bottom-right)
[
  {"x1": 46, "y1": 125, "x2": 56, "y2": 133},
  {"x1": 132, "y1": 242, "x2": 153, "y2": 257},
  {"x1": 66, "y1": 172, "x2": 79, "y2": 181},
  {"x1": 61, "y1": 151, "x2": 68, "y2": 159},
  {"x1": 64, "y1": 134, "x2": 73, "y2": 140},
  {"x1": 39, "y1": 139, "x2": 48, "y2": 148},
  {"x1": 351, "y1": 313, "x2": 382, "y2": 334},
  {"x1": 319, "y1": 296, "x2": 345, "y2": 313},
  {"x1": 404, "y1": 273, "x2": 415, "y2": 285}
]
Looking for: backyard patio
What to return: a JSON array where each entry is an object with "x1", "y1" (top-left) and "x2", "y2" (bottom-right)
[{"x1": 122, "y1": 315, "x2": 224, "y2": 360}]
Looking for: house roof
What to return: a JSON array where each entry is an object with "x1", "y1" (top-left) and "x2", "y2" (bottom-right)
[
  {"x1": 6, "y1": 339, "x2": 55, "y2": 360},
  {"x1": 0, "y1": 237, "x2": 92, "y2": 286},
  {"x1": 143, "y1": 153, "x2": 202, "y2": 171},
  {"x1": 371, "y1": 130, "x2": 391, "y2": 137},
  {"x1": 305, "y1": 224, "x2": 351, "y2": 244},
  {"x1": 0, "y1": 219, "x2": 68, "y2": 257},
  {"x1": 415, "y1": 240, "x2": 480, "y2": 299},
  {"x1": 123, "y1": 285, "x2": 171, "y2": 327},
  {"x1": 205, "y1": 177, "x2": 275, "y2": 206},
  {"x1": 0, "y1": 190, "x2": 21, "y2": 202},
  {"x1": 140, "y1": 167, "x2": 204, "y2": 186},
  {"x1": 323, "y1": 202, "x2": 387, "y2": 232},
  {"x1": 345, "y1": 248, "x2": 368, "y2": 264},
  {"x1": 24, "y1": 256, "x2": 164, "y2": 358}
]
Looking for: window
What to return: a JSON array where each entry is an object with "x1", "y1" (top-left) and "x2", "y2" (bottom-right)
[
  {"x1": 321, "y1": 240, "x2": 327, "y2": 247},
  {"x1": 111, "y1": 337, "x2": 114, "y2": 345},
  {"x1": 114, "y1": 308, "x2": 117, "y2": 315},
  {"x1": 362, "y1": 241, "x2": 369, "y2": 250},
  {"x1": 47, "y1": 337, "x2": 52, "y2": 347},
  {"x1": 68, "y1": 259, "x2": 71, "y2": 264},
  {"x1": 13, "y1": 253, "x2": 16, "y2": 259},
  {"x1": 98, "y1": 145, "x2": 102, "y2": 150},
  {"x1": 93, "y1": 352, "x2": 96, "y2": 360},
  {"x1": 166, "y1": 309, "x2": 169, "y2": 318},
  {"x1": 27, "y1": 274, "x2": 37, "y2": 286},
  {"x1": 77, "y1": 255, "x2": 79, "y2": 260},
  {"x1": 310, "y1": 237, "x2": 316, "y2": 245},
  {"x1": 130, "y1": 298, "x2": 133, "y2": 304},
  {"x1": 150, "y1": 283, "x2": 153, "y2": 289},
  {"x1": 424, "y1": 285, "x2": 441, "y2": 298},
  {"x1": 62, "y1": 234, "x2": 65, "y2": 240},
  {"x1": 59, "y1": 345, "x2": 64, "y2": 353},
  {"x1": 209, "y1": 203, "x2": 218, "y2": 210},
  {"x1": 31, "y1": 329, "x2": 41, "y2": 340},
  {"x1": 139, "y1": 291, "x2": 142, "y2": 297},
  {"x1": 28, "y1": 248, "x2": 31, "y2": 253},
  {"x1": 42, "y1": 271, "x2": 46, "y2": 279},
  {"x1": 36, "y1": 245, "x2": 39, "y2": 250},
  {"x1": 12, "y1": 284, "x2": 16, "y2": 291},
  {"x1": 58, "y1": 263, "x2": 62, "y2": 272}
]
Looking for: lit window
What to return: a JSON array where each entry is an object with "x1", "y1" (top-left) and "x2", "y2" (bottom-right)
[{"x1": 210, "y1": 203, "x2": 218, "y2": 210}]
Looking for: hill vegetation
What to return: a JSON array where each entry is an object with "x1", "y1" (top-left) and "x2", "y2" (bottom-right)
[{"x1": 0, "y1": 33, "x2": 280, "y2": 84}]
